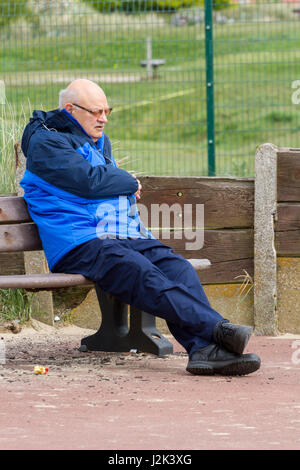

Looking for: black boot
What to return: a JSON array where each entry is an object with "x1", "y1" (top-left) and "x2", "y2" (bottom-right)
[
  {"x1": 186, "y1": 343, "x2": 261, "y2": 376},
  {"x1": 212, "y1": 320, "x2": 253, "y2": 355}
]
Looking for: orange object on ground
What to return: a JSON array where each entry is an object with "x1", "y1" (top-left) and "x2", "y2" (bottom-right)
[{"x1": 33, "y1": 365, "x2": 49, "y2": 375}]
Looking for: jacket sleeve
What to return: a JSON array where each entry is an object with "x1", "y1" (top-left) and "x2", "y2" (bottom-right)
[{"x1": 26, "y1": 130, "x2": 138, "y2": 199}]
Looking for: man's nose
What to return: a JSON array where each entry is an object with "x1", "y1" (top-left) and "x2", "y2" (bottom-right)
[{"x1": 97, "y1": 112, "x2": 107, "y2": 123}]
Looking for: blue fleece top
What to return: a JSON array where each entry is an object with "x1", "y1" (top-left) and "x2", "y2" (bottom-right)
[{"x1": 20, "y1": 108, "x2": 154, "y2": 271}]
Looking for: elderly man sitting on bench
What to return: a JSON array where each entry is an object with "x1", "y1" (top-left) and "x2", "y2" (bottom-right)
[{"x1": 20, "y1": 79, "x2": 261, "y2": 376}]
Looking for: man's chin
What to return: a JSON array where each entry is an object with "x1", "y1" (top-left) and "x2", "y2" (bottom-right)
[{"x1": 92, "y1": 130, "x2": 103, "y2": 141}]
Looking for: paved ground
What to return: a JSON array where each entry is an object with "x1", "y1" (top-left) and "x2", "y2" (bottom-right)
[{"x1": 0, "y1": 322, "x2": 299, "y2": 450}]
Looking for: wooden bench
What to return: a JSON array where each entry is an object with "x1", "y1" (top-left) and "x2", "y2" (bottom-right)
[
  {"x1": 140, "y1": 37, "x2": 166, "y2": 80},
  {"x1": 140, "y1": 59, "x2": 166, "y2": 80},
  {"x1": 0, "y1": 195, "x2": 210, "y2": 357}
]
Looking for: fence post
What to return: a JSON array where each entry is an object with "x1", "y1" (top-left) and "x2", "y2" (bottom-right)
[
  {"x1": 254, "y1": 143, "x2": 278, "y2": 335},
  {"x1": 204, "y1": 0, "x2": 215, "y2": 176}
]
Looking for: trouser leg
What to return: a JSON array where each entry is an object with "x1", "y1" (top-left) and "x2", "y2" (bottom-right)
[
  {"x1": 54, "y1": 238, "x2": 223, "y2": 355},
  {"x1": 134, "y1": 240, "x2": 223, "y2": 353},
  {"x1": 139, "y1": 241, "x2": 211, "y2": 307}
]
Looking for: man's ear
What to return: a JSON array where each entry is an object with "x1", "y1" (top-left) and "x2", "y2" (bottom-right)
[{"x1": 64, "y1": 103, "x2": 73, "y2": 113}]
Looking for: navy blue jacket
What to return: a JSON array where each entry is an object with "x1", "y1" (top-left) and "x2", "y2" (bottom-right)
[{"x1": 20, "y1": 109, "x2": 153, "y2": 271}]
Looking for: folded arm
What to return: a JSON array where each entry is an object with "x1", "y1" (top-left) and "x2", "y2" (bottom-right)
[{"x1": 26, "y1": 131, "x2": 138, "y2": 199}]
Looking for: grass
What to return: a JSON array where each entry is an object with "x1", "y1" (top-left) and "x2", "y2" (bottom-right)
[
  {"x1": 1, "y1": 2, "x2": 300, "y2": 191},
  {"x1": 0, "y1": 103, "x2": 26, "y2": 194},
  {"x1": 0, "y1": 288, "x2": 34, "y2": 324},
  {"x1": 233, "y1": 270, "x2": 254, "y2": 318},
  {"x1": 0, "y1": 101, "x2": 30, "y2": 194}
]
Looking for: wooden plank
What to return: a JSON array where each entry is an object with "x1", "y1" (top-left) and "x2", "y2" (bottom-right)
[
  {"x1": 151, "y1": 228, "x2": 254, "y2": 264},
  {"x1": 0, "y1": 223, "x2": 252, "y2": 264},
  {"x1": 140, "y1": 176, "x2": 254, "y2": 191},
  {"x1": 275, "y1": 203, "x2": 300, "y2": 231},
  {"x1": 195, "y1": 258, "x2": 254, "y2": 284},
  {"x1": 0, "y1": 224, "x2": 42, "y2": 252},
  {"x1": 275, "y1": 202, "x2": 300, "y2": 255},
  {"x1": 277, "y1": 150, "x2": 300, "y2": 202},
  {"x1": 0, "y1": 196, "x2": 31, "y2": 224},
  {"x1": 139, "y1": 176, "x2": 254, "y2": 229},
  {"x1": 276, "y1": 230, "x2": 300, "y2": 256}
]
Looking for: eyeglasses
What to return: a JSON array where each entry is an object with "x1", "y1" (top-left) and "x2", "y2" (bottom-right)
[{"x1": 72, "y1": 103, "x2": 113, "y2": 118}]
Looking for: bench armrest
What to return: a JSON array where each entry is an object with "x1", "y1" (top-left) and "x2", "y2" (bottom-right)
[{"x1": 187, "y1": 259, "x2": 211, "y2": 270}]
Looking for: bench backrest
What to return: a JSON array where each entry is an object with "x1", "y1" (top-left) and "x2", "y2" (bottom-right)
[
  {"x1": 0, "y1": 196, "x2": 42, "y2": 252},
  {"x1": 0, "y1": 175, "x2": 255, "y2": 284},
  {"x1": 139, "y1": 176, "x2": 254, "y2": 284}
]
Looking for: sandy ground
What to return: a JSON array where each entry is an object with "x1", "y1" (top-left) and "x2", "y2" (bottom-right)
[{"x1": 0, "y1": 321, "x2": 299, "y2": 451}]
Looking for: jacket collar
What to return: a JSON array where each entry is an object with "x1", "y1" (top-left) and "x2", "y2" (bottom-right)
[{"x1": 45, "y1": 109, "x2": 93, "y2": 141}]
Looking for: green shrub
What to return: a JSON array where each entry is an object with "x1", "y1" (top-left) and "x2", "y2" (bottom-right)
[
  {"x1": 212, "y1": 0, "x2": 231, "y2": 11},
  {"x1": 82, "y1": 0, "x2": 232, "y2": 13},
  {"x1": 0, "y1": 0, "x2": 29, "y2": 28}
]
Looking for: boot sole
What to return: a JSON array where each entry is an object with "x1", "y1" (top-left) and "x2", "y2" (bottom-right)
[{"x1": 186, "y1": 355, "x2": 261, "y2": 376}]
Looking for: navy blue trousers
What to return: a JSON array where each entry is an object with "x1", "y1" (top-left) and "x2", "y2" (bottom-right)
[{"x1": 54, "y1": 238, "x2": 224, "y2": 356}]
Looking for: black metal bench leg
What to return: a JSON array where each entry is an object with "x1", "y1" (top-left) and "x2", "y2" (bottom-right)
[
  {"x1": 127, "y1": 306, "x2": 173, "y2": 357},
  {"x1": 80, "y1": 285, "x2": 129, "y2": 352},
  {"x1": 80, "y1": 285, "x2": 173, "y2": 356}
]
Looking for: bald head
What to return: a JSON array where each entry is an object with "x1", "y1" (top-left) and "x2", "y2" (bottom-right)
[
  {"x1": 59, "y1": 79, "x2": 110, "y2": 142},
  {"x1": 59, "y1": 79, "x2": 106, "y2": 110}
]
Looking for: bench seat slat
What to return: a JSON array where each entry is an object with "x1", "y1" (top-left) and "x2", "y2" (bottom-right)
[
  {"x1": 0, "y1": 260, "x2": 210, "y2": 290},
  {"x1": 0, "y1": 196, "x2": 31, "y2": 224},
  {"x1": 0, "y1": 273, "x2": 93, "y2": 290}
]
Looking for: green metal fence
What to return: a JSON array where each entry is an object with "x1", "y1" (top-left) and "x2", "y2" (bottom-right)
[{"x1": 1, "y1": 0, "x2": 300, "y2": 189}]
